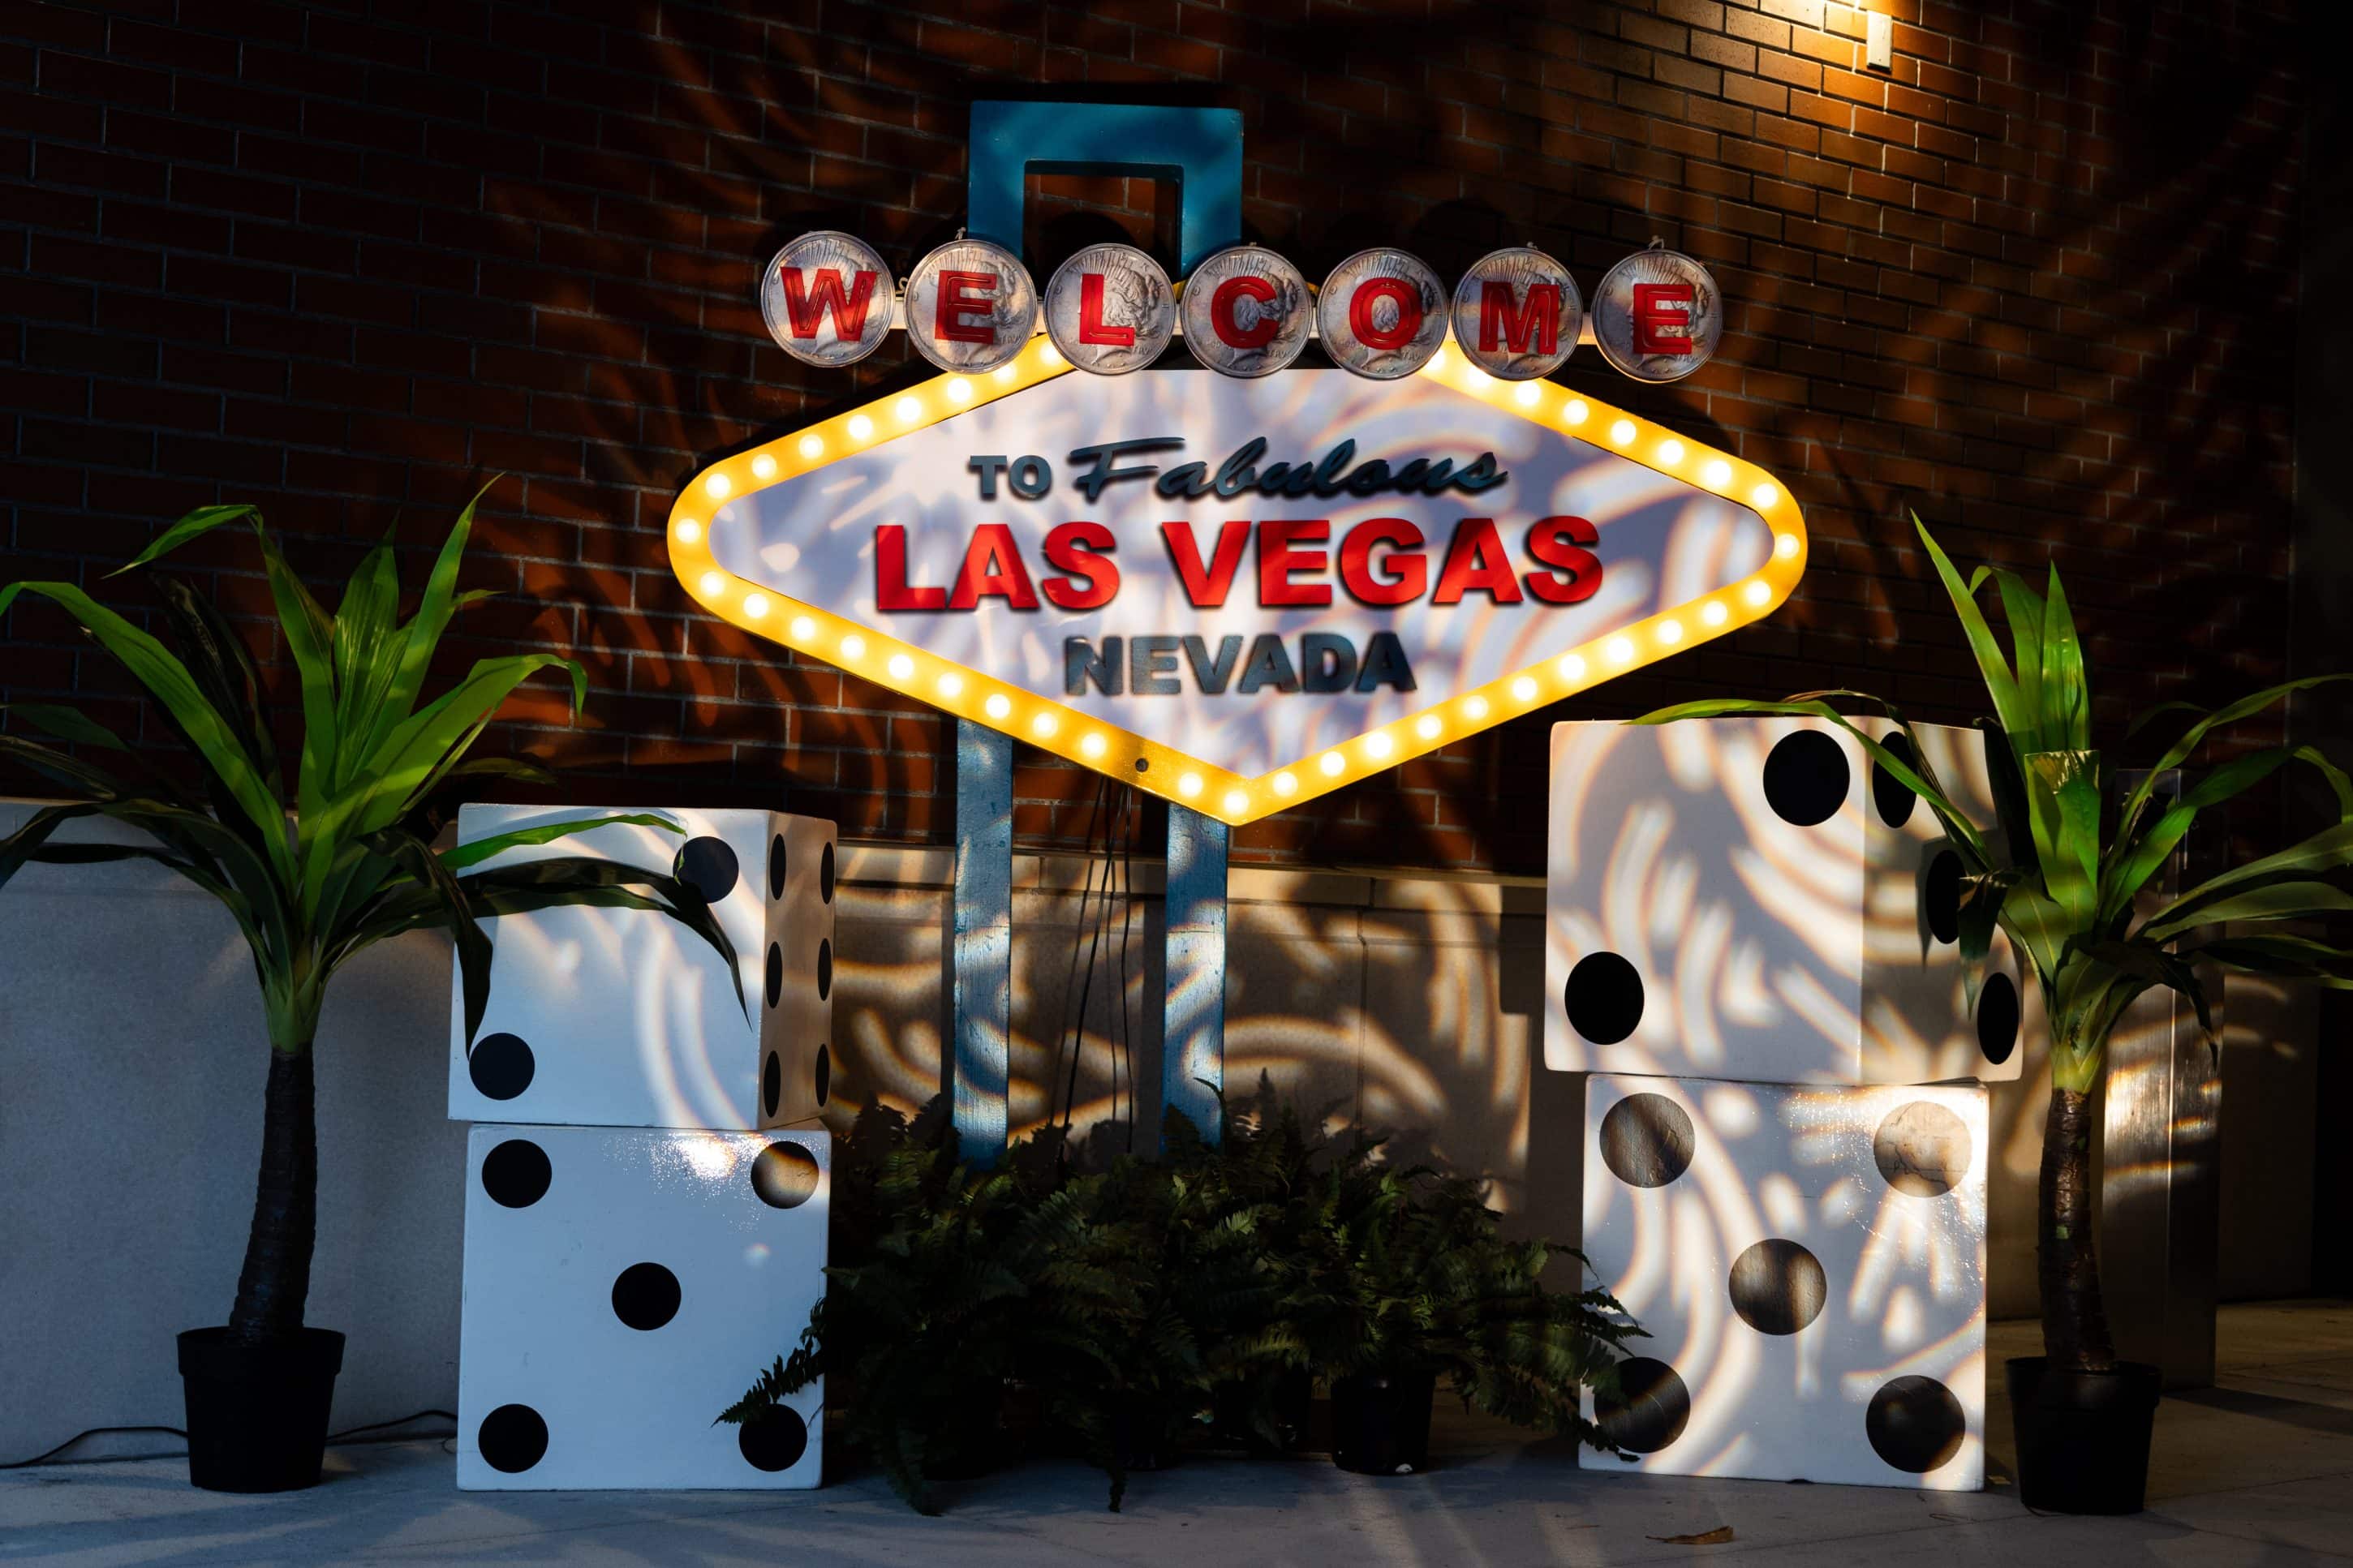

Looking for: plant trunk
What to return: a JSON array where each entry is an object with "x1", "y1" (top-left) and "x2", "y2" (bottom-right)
[
  {"x1": 226, "y1": 1046, "x2": 316, "y2": 1347},
  {"x1": 2037, "y1": 1085, "x2": 2116, "y2": 1373}
]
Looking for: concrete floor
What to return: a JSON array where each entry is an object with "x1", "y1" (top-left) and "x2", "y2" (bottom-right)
[{"x1": 5, "y1": 1301, "x2": 2349, "y2": 1566}]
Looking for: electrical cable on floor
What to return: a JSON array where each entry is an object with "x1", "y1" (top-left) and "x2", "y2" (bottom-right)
[
  {"x1": 2, "y1": 1409, "x2": 458, "y2": 1471},
  {"x1": 1, "y1": 1427, "x2": 185, "y2": 1469}
]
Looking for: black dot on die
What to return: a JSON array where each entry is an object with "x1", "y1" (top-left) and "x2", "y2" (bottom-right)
[
  {"x1": 478, "y1": 1403, "x2": 548, "y2": 1474},
  {"x1": 1728, "y1": 1239, "x2": 1827, "y2": 1335},
  {"x1": 1595, "y1": 1358, "x2": 1690, "y2": 1454},
  {"x1": 1925, "y1": 850, "x2": 1963, "y2": 945},
  {"x1": 1565, "y1": 952, "x2": 1644, "y2": 1045},
  {"x1": 480, "y1": 1138, "x2": 552, "y2": 1209},
  {"x1": 1873, "y1": 1101, "x2": 1972, "y2": 1197},
  {"x1": 751, "y1": 1141, "x2": 822, "y2": 1209},
  {"x1": 814, "y1": 1043, "x2": 831, "y2": 1107},
  {"x1": 738, "y1": 1407, "x2": 810, "y2": 1473},
  {"x1": 820, "y1": 841, "x2": 835, "y2": 904},
  {"x1": 1599, "y1": 1093, "x2": 1695, "y2": 1188},
  {"x1": 610, "y1": 1262, "x2": 681, "y2": 1331},
  {"x1": 1977, "y1": 972, "x2": 2020, "y2": 1065},
  {"x1": 817, "y1": 939, "x2": 832, "y2": 1000},
  {"x1": 1865, "y1": 1376, "x2": 1967, "y2": 1474},
  {"x1": 468, "y1": 1033, "x2": 534, "y2": 1102},
  {"x1": 673, "y1": 836, "x2": 739, "y2": 904},
  {"x1": 765, "y1": 943, "x2": 784, "y2": 1010},
  {"x1": 1762, "y1": 729, "x2": 1851, "y2": 827},
  {"x1": 1871, "y1": 732, "x2": 1918, "y2": 828},
  {"x1": 763, "y1": 1051, "x2": 781, "y2": 1119},
  {"x1": 768, "y1": 833, "x2": 788, "y2": 900}
]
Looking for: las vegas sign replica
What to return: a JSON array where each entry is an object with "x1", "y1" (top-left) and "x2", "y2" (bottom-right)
[{"x1": 670, "y1": 231, "x2": 1801, "y2": 827}]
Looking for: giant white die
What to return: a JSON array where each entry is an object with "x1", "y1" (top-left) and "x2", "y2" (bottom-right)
[
  {"x1": 457, "y1": 1124, "x2": 828, "y2": 1489},
  {"x1": 446, "y1": 805, "x2": 837, "y2": 1130},
  {"x1": 1579, "y1": 1072, "x2": 1986, "y2": 1489},
  {"x1": 1544, "y1": 716, "x2": 2023, "y2": 1086}
]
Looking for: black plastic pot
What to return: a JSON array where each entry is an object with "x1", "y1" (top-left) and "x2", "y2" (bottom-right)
[
  {"x1": 922, "y1": 1378, "x2": 1010, "y2": 1480},
  {"x1": 2005, "y1": 1356, "x2": 2162, "y2": 1514},
  {"x1": 1330, "y1": 1369, "x2": 1436, "y2": 1476},
  {"x1": 176, "y1": 1327, "x2": 346, "y2": 1493}
]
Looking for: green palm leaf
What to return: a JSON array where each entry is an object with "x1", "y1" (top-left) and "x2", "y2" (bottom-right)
[
  {"x1": 0, "y1": 581, "x2": 291, "y2": 886},
  {"x1": 106, "y1": 503, "x2": 259, "y2": 575},
  {"x1": 439, "y1": 811, "x2": 684, "y2": 870},
  {"x1": 4, "y1": 703, "x2": 130, "y2": 750}
]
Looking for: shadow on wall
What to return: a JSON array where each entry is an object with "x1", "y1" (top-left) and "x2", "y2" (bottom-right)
[{"x1": 825, "y1": 850, "x2": 1572, "y2": 1227}]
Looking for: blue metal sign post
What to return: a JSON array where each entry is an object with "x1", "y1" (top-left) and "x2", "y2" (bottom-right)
[
  {"x1": 950, "y1": 718, "x2": 1013, "y2": 1164},
  {"x1": 1162, "y1": 806, "x2": 1229, "y2": 1145},
  {"x1": 948, "y1": 102, "x2": 1243, "y2": 1159}
]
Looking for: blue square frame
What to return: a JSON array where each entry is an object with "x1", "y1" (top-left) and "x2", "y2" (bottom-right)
[{"x1": 966, "y1": 101, "x2": 1242, "y2": 274}]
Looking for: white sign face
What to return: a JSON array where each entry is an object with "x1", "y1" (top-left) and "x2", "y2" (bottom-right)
[{"x1": 669, "y1": 348, "x2": 1808, "y2": 823}]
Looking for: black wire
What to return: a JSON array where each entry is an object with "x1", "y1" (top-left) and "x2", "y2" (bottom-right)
[
  {"x1": 1, "y1": 1427, "x2": 185, "y2": 1469},
  {"x1": 2, "y1": 1409, "x2": 458, "y2": 1470},
  {"x1": 328, "y1": 1408, "x2": 457, "y2": 1441},
  {"x1": 1108, "y1": 784, "x2": 1131, "y2": 1136},
  {"x1": 1056, "y1": 775, "x2": 1110, "y2": 1144},
  {"x1": 1117, "y1": 785, "x2": 1138, "y2": 1154}
]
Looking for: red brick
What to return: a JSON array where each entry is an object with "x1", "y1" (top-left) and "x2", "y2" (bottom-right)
[{"x1": 0, "y1": 0, "x2": 2309, "y2": 875}]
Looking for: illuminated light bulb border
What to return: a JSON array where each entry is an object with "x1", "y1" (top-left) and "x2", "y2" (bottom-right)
[{"x1": 665, "y1": 340, "x2": 1808, "y2": 827}]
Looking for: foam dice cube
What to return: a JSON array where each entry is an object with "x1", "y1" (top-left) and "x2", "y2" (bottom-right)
[
  {"x1": 1579, "y1": 1072, "x2": 1986, "y2": 1489},
  {"x1": 1543, "y1": 716, "x2": 2023, "y2": 1086},
  {"x1": 446, "y1": 805, "x2": 837, "y2": 1130},
  {"x1": 457, "y1": 1124, "x2": 828, "y2": 1489}
]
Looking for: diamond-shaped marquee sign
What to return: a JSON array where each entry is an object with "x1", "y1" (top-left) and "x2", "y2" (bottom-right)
[{"x1": 667, "y1": 342, "x2": 1807, "y2": 827}]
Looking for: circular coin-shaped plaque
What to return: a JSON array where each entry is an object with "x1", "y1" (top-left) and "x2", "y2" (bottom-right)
[
  {"x1": 1449, "y1": 246, "x2": 1581, "y2": 380},
  {"x1": 902, "y1": 236, "x2": 1039, "y2": 375},
  {"x1": 758, "y1": 231, "x2": 896, "y2": 368},
  {"x1": 1043, "y1": 243, "x2": 1176, "y2": 375},
  {"x1": 1181, "y1": 244, "x2": 1314, "y2": 377},
  {"x1": 1316, "y1": 247, "x2": 1448, "y2": 380},
  {"x1": 1591, "y1": 247, "x2": 1723, "y2": 383}
]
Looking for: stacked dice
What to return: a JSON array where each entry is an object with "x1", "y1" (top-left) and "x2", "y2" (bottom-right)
[
  {"x1": 1545, "y1": 718, "x2": 2020, "y2": 1489},
  {"x1": 445, "y1": 806, "x2": 839, "y2": 1490}
]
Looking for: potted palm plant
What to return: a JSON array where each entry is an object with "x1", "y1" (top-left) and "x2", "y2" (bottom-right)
[
  {"x1": 0, "y1": 495, "x2": 738, "y2": 1493},
  {"x1": 1637, "y1": 515, "x2": 2351, "y2": 1514}
]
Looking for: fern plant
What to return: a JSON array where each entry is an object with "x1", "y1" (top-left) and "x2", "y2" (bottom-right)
[
  {"x1": 1287, "y1": 1128, "x2": 1637, "y2": 1444},
  {"x1": 0, "y1": 495, "x2": 737, "y2": 1350},
  {"x1": 721, "y1": 1106, "x2": 1039, "y2": 1514},
  {"x1": 1019, "y1": 1141, "x2": 1298, "y2": 1508},
  {"x1": 725, "y1": 1092, "x2": 1642, "y2": 1511},
  {"x1": 1637, "y1": 515, "x2": 2352, "y2": 1373}
]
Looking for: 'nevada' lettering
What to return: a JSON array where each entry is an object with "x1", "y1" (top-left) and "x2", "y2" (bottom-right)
[{"x1": 1062, "y1": 633, "x2": 1417, "y2": 697}]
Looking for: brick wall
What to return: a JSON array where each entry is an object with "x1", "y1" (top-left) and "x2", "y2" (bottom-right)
[{"x1": 1, "y1": 0, "x2": 2307, "y2": 874}]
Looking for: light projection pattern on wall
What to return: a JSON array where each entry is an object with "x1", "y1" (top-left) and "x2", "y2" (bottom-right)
[
  {"x1": 458, "y1": 1124, "x2": 827, "y2": 1489},
  {"x1": 1580, "y1": 1073, "x2": 1987, "y2": 1489},
  {"x1": 445, "y1": 805, "x2": 837, "y2": 1132},
  {"x1": 1544, "y1": 715, "x2": 2024, "y2": 1086},
  {"x1": 665, "y1": 342, "x2": 1809, "y2": 824}
]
